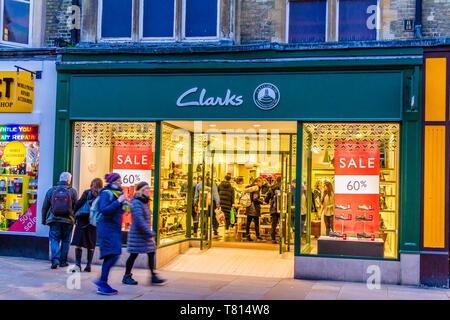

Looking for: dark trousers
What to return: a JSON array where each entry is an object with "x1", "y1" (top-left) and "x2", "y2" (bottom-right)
[
  {"x1": 49, "y1": 222, "x2": 74, "y2": 265},
  {"x1": 100, "y1": 254, "x2": 120, "y2": 283},
  {"x1": 324, "y1": 215, "x2": 334, "y2": 236},
  {"x1": 125, "y1": 252, "x2": 155, "y2": 275},
  {"x1": 192, "y1": 209, "x2": 199, "y2": 234},
  {"x1": 246, "y1": 215, "x2": 260, "y2": 237},
  {"x1": 223, "y1": 209, "x2": 231, "y2": 230},
  {"x1": 300, "y1": 214, "x2": 307, "y2": 234},
  {"x1": 271, "y1": 213, "x2": 279, "y2": 240}
]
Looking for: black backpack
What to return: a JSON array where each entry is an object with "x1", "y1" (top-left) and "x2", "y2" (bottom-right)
[{"x1": 51, "y1": 186, "x2": 72, "y2": 217}]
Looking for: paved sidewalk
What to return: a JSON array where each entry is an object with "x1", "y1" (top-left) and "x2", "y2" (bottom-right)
[{"x1": 0, "y1": 256, "x2": 449, "y2": 300}]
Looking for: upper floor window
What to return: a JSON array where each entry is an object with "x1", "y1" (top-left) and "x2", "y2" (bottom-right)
[
  {"x1": 287, "y1": 0, "x2": 378, "y2": 43},
  {"x1": 1, "y1": 0, "x2": 32, "y2": 46},
  {"x1": 338, "y1": 0, "x2": 378, "y2": 41},
  {"x1": 99, "y1": 0, "x2": 220, "y2": 42},
  {"x1": 288, "y1": 0, "x2": 327, "y2": 43}
]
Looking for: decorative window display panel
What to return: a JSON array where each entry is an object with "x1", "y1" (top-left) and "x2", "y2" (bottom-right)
[
  {"x1": 338, "y1": 0, "x2": 377, "y2": 41},
  {"x1": 301, "y1": 123, "x2": 399, "y2": 259},
  {"x1": 289, "y1": 0, "x2": 327, "y2": 43},
  {"x1": 185, "y1": 0, "x2": 218, "y2": 38},
  {"x1": 0, "y1": 124, "x2": 39, "y2": 232},
  {"x1": 142, "y1": 0, "x2": 175, "y2": 38},
  {"x1": 72, "y1": 122, "x2": 156, "y2": 233},
  {"x1": 101, "y1": 0, "x2": 133, "y2": 38}
]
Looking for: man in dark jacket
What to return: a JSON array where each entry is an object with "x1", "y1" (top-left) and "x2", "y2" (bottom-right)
[
  {"x1": 265, "y1": 176, "x2": 282, "y2": 244},
  {"x1": 218, "y1": 174, "x2": 235, "y2": 233},
  {"x1": 42, "y1": 172, "x2": 77, "y2": 269},
  {"x1": 243, "y1": 177, "x2": 264, "y2": 241}
]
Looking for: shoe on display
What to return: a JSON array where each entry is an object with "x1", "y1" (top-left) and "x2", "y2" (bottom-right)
[
  {"x1": 151, "y1": 274, "x2": 167, "y2": 286},
  {"x1": 357, "y1": 233, "x2": 371, "y2": 239},
  {"x1": 358, "y1": 205, "x2": 374, "y2": 211},
  {"x1": 335, "y1": 205, "x2": 350, "y2": 210},
  {"x1": 335, "y1": 215, "x2": 350, "y2": 221},
  {"x1": 122, "y1": 273, "x2": 138, "y2": 285},
  {"x1": 329, "y1": 231, "x2": 343, "y2": 238},
  {"x1": 355, "y1": 215, "x2": 371, "y2": 221}
]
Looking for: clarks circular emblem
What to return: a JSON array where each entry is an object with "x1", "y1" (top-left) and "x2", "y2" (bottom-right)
[{"x1": 253, "y1": 83, "x2": 280, "y2": 110}]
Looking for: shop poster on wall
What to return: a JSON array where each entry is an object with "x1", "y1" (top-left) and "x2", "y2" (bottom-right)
[
  {"x1": 113, "y1": 139, "x2": 153, "y2": 229},
  {"x1": 334, "y1": 140, "x2": 380, "y2": 236}
]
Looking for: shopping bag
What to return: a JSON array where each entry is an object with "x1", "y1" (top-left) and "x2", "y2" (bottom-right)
[
  {"x1": 230, "y1": 208, "x2": 235, "y2": 224},
  {"x1": 215, "y1": 207, "x2": 225, "y2": 224}
]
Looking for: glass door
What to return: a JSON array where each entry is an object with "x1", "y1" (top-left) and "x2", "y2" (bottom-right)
[{"x1": 199, "y1": 137, "x2": 215, "y2": 250}]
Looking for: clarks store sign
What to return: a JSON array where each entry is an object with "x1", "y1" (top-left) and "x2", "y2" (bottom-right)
[
  {"x1": 176, "y1": 83, "x2": 281, "y2": 111},
  {"x1": 0, "y1": 72, "x2": 34, "y2": 113}
]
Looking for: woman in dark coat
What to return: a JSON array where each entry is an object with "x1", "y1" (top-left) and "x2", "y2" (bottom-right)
[
  {"x1": 122, "y1": 182, "x2": 165, "y2": 286},
  {"x1": 93, "y1": 173, "x2": 127, "y2": 296},
  {"x1": 71, "y1": 178, "x2": 103, "y2": 272},
  {"x1": 218, "y1": 174, "x2": 235, "y2": 232}
]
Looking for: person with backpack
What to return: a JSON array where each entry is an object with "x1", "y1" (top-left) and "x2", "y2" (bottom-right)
[
  {"x1": 42, "y1": 172, "x2": 78, "y2": 269},
  {"x1": 218, "y1": 174, "x2": 235, "y2": 234},
  {"x1": 243, "y1": 176, "x2": 264, "y2": 242},
  {"x1": 71, "y1": 178, "x2": 103, "y2": 272},
  {"x1": 264, "y1": 176, "x2": 282, "y2": 244},
  {"x1": 122, "y1": 181, "x2": 166, "y2": 286},
  {"x1": 93, "y1": 173, "x2": 128, "y2": 295}
]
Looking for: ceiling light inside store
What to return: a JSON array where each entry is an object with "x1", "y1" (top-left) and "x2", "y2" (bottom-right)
[
  {"x1": 253, "y1": 124, "x2": 261, "y2": 127},
  {"x1": 209, "y1": 124, "x2": 216, "y2": 127}
]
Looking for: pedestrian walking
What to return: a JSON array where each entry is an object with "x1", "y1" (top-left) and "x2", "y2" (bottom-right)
[
  {"x1": 93, "y1": 173, "x2": 128, "y2": 295},
  {"x1": 71, "y1": 178, "x2": 103, "y2": 272},
  {"x1": 194, "y1": 175, "x2": 221, "y2": 236},
  {"x1": 42, "y1": 172, "x2": 78, "y2": 269},
  {"x1": 122, "y1": 181, "x2": 166, "y2": 286},
  {"x1": 265, "y1": 176, "x2": 282, "y2": 244},
  {"x1": 218, "y1": 174, "x2": 235, "y2": 233}
]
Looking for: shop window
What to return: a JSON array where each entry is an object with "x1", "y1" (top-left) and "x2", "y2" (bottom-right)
[
  {"x1": 0, "y1": 124, "x2": 39, "y2": 232},
  {"x1": 288, "y1": 0, "x2": 327, "y2": 43},
  {"x1": 99, "y1": 0, "x2": 133, "y2": 39},
  {"x1": 338, "y1": 0, "x2": 378, "y2": 41},
  {"x1": 183, "y1": 0, "x2": 219, "y2": 39},
  {"x1": 141, "y1": 0, "x2": 176, "y2": 39},
  {"x1": 72, "y1": 122, "x2": 156, "y2": 234},
  {"x1": 159, "y1": 123, "x2": 191, "y2": 244},
  {"x1": 301, "y1": 123, "x2": 399, "y2": 259},
  {"x1": 1, "y1": 0, "x2": 32, "y2": 45}
]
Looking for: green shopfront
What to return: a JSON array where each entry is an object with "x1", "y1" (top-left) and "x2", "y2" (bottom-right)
[{"x1": 54, "y1": 46, "x2": 423, "y2": 285}]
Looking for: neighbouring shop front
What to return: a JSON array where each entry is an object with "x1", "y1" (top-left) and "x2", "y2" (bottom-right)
[
  {"x1": 0, "y1": 54, "x2": 57, "y2": 259},
  {"x1": 55, "y1": 46, "x2": 423, "y2": 284}
]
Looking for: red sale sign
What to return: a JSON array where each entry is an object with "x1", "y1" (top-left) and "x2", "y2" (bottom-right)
[{"x1": 334, "y1": 141, "x2": 380, "y2": 235}]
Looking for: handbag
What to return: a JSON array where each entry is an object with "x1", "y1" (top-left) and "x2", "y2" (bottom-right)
[
  {"x1": 75, "y1": 191, "x2": 92, "y2": 219},
  {"x1": 215, "y1": 207, "x2": 225, "y2": 224}
]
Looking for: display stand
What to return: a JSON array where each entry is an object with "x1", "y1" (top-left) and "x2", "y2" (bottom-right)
[{"x1": 317, "y1": 236, "x2": 384, "y2": 257}]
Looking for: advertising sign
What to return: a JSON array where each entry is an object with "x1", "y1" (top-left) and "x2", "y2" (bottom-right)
[
  {"x1": 2, "y1": 141, "x2": 26, "y2": 166},
  {"x1": 8, "y1": 202, "x2": 37, "y2": 232},
  {"x1": 112, "y1": 139, "x2": 153, "y2": 187},
  {"x1": 0, "y1": 72, "x2": 35, "y2": 113},
  {"x1": 334, "y1": 140, "x2": 380, "y2": 235}
]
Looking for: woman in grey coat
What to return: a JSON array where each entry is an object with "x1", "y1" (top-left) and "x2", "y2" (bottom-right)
[{"x1": 122, "y1": 182, "x2": 165, "y2": 286}]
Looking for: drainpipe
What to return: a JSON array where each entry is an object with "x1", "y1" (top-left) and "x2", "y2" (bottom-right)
[
  {"x1": 70, "y1": 0, "x2": 80, "y2": 45},
  {"x1": 414, "y1": 0, "x2": 423, "y2": 38}
]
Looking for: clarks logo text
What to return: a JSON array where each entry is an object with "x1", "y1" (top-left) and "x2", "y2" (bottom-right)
[{"x1": 176, "y1": 87, "x2": 243, "y2": 107}]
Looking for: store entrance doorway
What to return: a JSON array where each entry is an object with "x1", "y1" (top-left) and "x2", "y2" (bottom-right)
[{"x1": 161, "y1": 121, "x2": 297, "y2": 254}]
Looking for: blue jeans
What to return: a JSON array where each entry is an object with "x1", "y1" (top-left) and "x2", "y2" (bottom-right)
[{"x1": 49, "y1": 222, "x2": 74, "y2": 265}]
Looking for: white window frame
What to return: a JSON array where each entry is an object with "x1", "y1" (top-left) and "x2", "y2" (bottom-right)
[
  {"x1": 182, "y1": 0, "x2": 220, "y2": 42},
  {"x1": 97, "y1": 0, "x2": 134, "y2": 42},
  {"x1": 336, "y1": 0, "x2": 380, "y2": 41},
  {"x1": 0, "y1": 0, "x2": 33, "y2": 47},
  {"x1": 139, "y1": 0, "x2": 176, "y2": 42},
  {"x1": 286, "y1": 0, "x2": 328, "y2": 44}
]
